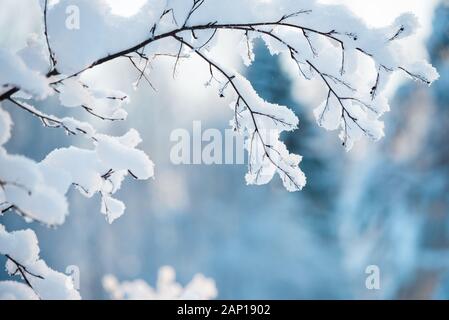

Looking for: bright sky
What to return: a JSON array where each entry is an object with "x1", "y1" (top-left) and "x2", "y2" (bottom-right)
[
  {"x1": 105, "y1": 0, "x2": 147, "y2": 17},
  {"x1": 320, "y1": 0, "x2": 439, "y2": 58},
  {"x1": 106, "y1": 0, "x2": 439, "y2": 27},
  {"x1": 321, "y1": 0, "x2": 438, "y2": 27}
]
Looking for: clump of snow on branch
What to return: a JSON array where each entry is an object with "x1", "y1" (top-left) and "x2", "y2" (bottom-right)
[
  {"x1": 0, "y1": 224, "x2": 80, "y2": 299},
  {"x1": 41, "y1": 128, "x2": 154, "y2": 224},
  {"x1": 229, "y1": 72, "x2": 306, "y2": 191},
  {"x1": 103, "y1": 266, "x2": 218, "y2": 300},
  {"x1": 58, "y1": 78, "x2": 129, "y2": 121},
  {"x1": 0, "y1": 281, "x2": 39, "y2": 300},
  {"x1": 0, "y1": 48, "x2": 51, "y2": 99},
  {"x1": 0, "y1": 99, "x2": 154, "y2": 225}
]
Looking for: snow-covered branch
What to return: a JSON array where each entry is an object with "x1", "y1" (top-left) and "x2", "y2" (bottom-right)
[
  {"x1": 0, "y1": 224, "x2": 80, "y2": 299},
  {"x1": 0, "y1": 0, "x2": 439, "y2": 299}
]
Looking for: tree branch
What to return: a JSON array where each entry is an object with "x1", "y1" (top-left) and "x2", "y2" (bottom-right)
[
  {"x1": 5, "y1": 254, "x2": 44, "y2": 299},
  {"x1": 1, "y1": 11, "x2": 428, "y2": 104},
  {"x1": 6, "y1": 98, "x2": 96, "y2": 139},
  {"x1": 173, "y1": 35, "x2": 302, "y2": 189},
  {"x1": 43, "y1": 0, "x2": 57, "y2": 72}
]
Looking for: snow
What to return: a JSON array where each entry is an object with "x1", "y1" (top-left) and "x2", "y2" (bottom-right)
[
  {"x1": 0, "y1": 281, "x2": 39, "y2": 300},
  {"x1": 101, "y1": 195, "x2": 125, "y2": 223},
  {"x1": 0, "y1": 48, "x2": 51, "y2": 99},
  {"x1": 0, "y1": 224, "x2": 81, "y2": 299},
  {"x1": 58, "y1": 78, "x2": 129, "y2": 120},
  {"x1": 388, "y1": 13, "x2": 420, "y2": 41},
  {"x1": 314, "y1": 95, "x2": 342, "y2": 131},
  {"x1": 18, "y1": 34, "x2": 50, "y2": 74},
  {"x1": 58, "y1": 78, "x2": 93, "y2": 108},
  {"x1": 0, "y1": 225, "x2": 40, "y2": 266},
  {"x1": 0, "y1": 104, "x2": 12, "y2": 145},
  {"x1": 402, "y1": 60, "x2": 440, "y2": 85},
  {"x1": 40, "y1": 128, "x2": 154, "y2": 223},
  {"x1": 22, "y1": 259, "x2": 80, "y2": 300},
  {"x1": 1, "y1": 95, "x2": 153, "y2": 226},
  {"x1": 0, "y1": 147, "x2": 69, "y2": 226},
  {"x1": 95, "y1": 132, "x2": 155, "y2": 180},
  {"x1": 222, "y1": 70, "x2": 305, "y2": 191},
  {"x1": 103, "y1": 266, "x2": 217, "y2": 300}
]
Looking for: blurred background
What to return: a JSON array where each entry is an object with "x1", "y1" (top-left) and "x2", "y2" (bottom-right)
[{"x1": 1, "y1": 0, "x2": 449, "y2": 299}]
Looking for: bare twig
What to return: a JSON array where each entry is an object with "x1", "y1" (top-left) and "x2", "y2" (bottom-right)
[
  {"x1": 43, "y1": 0, "x2": 57, "y2": 72},
  {"x1": 6, "y1": 98, "x2": 95, "y2": 139}
]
